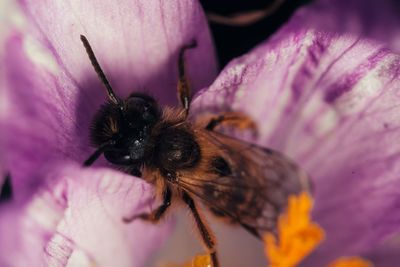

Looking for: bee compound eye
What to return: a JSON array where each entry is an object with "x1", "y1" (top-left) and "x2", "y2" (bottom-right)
[{"x1": 104, "y1": 150, "x2": 132, "y2": 165}]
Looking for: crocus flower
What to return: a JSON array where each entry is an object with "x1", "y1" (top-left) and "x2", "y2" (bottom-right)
[
  {"x1": 191, "y1": 0, "x2": 400, "y2": 266},
  {"x1": 2, "y1": 1, "x2": 400, "y2": 267},
  {"x1": 0, "y1": 1, "x2": 217, "y2": 266}
]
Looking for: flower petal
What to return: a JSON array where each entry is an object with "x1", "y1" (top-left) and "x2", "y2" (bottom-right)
[
  {"x1": 1, "y1": 1, "x2": 214, "y2": 265},
  {"x1": 365, "y1": 234, "x2": 400, "y2": 267},
  {"x1": 0, "y1": 163, "x2": 171, "y2": 267},
  {"x1": 3, "y1": 0, "x2": 217, "y2": 198},
  {"x1": 296, "y1": 0, "x2": 400, "y2": 53},
  {"x1": 192, "y1": 19, "x2": 400, "y2": 267},
  {"x1": 2, "y1": 33, "x2": 85, "y2": 199},
  {"x1": 19, "y1": 0, "x2": 217, "y2": 105},
  {"x1": 0, "y1": 204, "x2": 54, "y2": 267}
]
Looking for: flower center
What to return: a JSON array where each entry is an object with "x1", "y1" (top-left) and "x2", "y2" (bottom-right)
[
  {"x1": 166, "y1": 254, "x2": 211, "y2": 267},
  {"x1": 264, "y1": 192, "x2": 372, "y2": 267},
  {"x1": 264, "y1": 192, "x2": 324, "y2": 267},
  {"x1": 328, "y1": 257, "x2": 372, "y2": 267},
  {"x1": 169, "y1": 192, "x2": 373, "y2": 267}
]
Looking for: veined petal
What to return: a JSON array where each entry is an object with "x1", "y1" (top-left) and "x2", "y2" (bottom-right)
[
  {"x1": 1, "y1": 1, "x2": 216, "y2": 265},
  {"x1": 3, "y1": 0, "x2": 217, "y2": 198},
  {"x1": 296, "y1": 0, "x2": 400, "y2": 53},
  {"x1": 0, "y1": 163, "x2": 171, "y2": 267},
  {"x1": 0, "y1": 203, "x2": 57, "y2": 267},
  {"x1": 2, "y1": 33, "x2": 85, "y2": 199},
  {"x1": 364, "y1": 234, "x2": 400, "y2": 267},
  {"x1": 19, "y1": 0, "x2": 217, "y2": 105},
  {"x1": 192, "y1": 15, "x2": 400, "y2": 267}
]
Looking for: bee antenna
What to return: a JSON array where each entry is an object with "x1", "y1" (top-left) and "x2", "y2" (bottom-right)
[{"x1": 80, "y1": 35, "x2": 122, "y2": 106}]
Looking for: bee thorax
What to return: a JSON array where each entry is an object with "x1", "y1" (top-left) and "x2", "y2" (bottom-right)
[{"x1": 153, "y1": 127, "x2": 200, "y2": 171}]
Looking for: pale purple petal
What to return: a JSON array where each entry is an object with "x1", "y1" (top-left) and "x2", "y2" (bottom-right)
[
  {"x1": 3, "y1": 0, "x2": 217, "y2": 198},
  {"x1": 2, "y1": 33, "x2": 84, "y2": 199},
  {"x1": 1, "y1": 0, "x2": 217, "y2": 265},
  {"x1": 0, "y1": 37, "x2": 9, "y2": 186},
  {"x1": 365, "y1": 234, "x2": 400, "y2": 267},
  {"x1": 192, "y1": 14, "x2": 400, "y2": 267},
  {"x1": 19, "y1": 0, "x2": 217, "y2": 105},
  {"x1": 0, "y1": 164, "x2": 171, "y2": 267},
  {"x1": 0, "y1": 172, "x2": 66, "y2": 267},
  {"x1": 46, "y1": 166, "x2": 172, "y2": 267},
  {"x1": 0, "y1": 205, "x2": 54, "y2": 267},
  {"x1": 297, "y1": 0, "x2": 400, "y2": 53}
]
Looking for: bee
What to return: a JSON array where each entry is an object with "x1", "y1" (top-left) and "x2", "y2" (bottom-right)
[{"x1": 81, "y1": 35, "x2": 309, "y2": 267}]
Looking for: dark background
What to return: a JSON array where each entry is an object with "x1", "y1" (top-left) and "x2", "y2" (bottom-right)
[{"x1": 199, "y1": 0, "x2": 312, "y2": 68}]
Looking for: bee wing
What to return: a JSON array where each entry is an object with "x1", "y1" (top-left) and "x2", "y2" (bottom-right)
[{"x1": 175, "y1": 129, "x2": 311, "y2": 235}]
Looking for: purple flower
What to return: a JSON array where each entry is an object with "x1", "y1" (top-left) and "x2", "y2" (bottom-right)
[
  {"x1": 0, "y1": 0, "x2": 216, "y2": 266},
  {"x1": 1, "y1": 0, "x2": 400, "y2": 267},
  {"x1": 192, "y1": 1, "x2": 400, "y2": 266}
]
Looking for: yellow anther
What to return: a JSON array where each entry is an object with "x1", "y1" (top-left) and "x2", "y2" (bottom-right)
[
  {"x1": 327, "y1": 257, "x2": 373, "y2": 267},
  {"x1": 184, "y1": 254, "x2": 211, "y2": 267},
  {"x1": 264, "y1": 192, "x2": 325, "y2": 267},
  {"x1": 165, "y1": 254, "x2": 211, "y2": 267},
  {"x1": 166, "y1": 193, "x2": 373, "y2": 267}
]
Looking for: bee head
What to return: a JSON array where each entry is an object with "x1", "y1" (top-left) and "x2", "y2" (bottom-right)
[
  {"x1": 80, "y1": 35, "x2": 161, "y2": 168},
  {"x1": 90, "y1": 93, "x2": 161, "y2": 166}
]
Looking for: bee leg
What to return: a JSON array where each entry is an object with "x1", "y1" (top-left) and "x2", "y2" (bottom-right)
[
  {"x1": 240, "y1": 223, "x2": 262, "y2": 240},
  {"x1": 205, "y1": 111, "x2": 258, "y2": 135},
  {"x1": 123, "y1": 187, "x2": 171, "y2": 223},
  {"x1": 177, "y1": 40, "x2": 197, "y2": 116},
  {"x1": 83, "y1": 140, "x2": 115, "y2": 166},
  {"x1": 183, "y1": 192, "x2": 220, "y2": 267}
]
